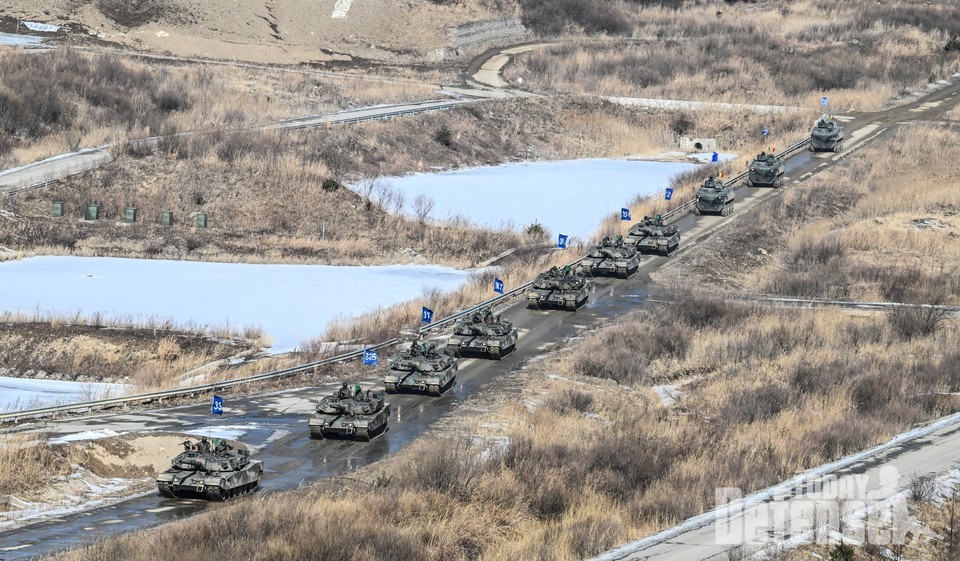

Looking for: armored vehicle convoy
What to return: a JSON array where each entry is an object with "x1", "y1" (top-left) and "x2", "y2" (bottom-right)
[
  {"x1": 447, "y1": 308, "x2": 518, "y2": 360},
  {"x1": 384, "y1": 339, "x2": 457, "y2": 396},
  {"x1": 809, "y1": 116, "x2": 844, "y2": 152},
  {"x1": 625, "y1": 215, "x2": 680, "y2": 256},
  {"x1": 156, "y1": 437, "x2": 263, "y2": 501},
  {"x1": 309, "y1": 383, "x2": 390, "y2": 440},
  {"x1": 527, "y1": 266, "x2": 589, "y2": 311},
  {"x1": 746, "y1": 150, "x2": 785, "y2": 187},
  {"x1": 581, "y1": 236, "x2": 640, "y2": 278},
  {"x1": 694, "y1": 176, "x2": 735, "y2": 216}
]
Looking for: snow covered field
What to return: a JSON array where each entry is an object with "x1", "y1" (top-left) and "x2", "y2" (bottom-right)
[
  {"x1": 379, "y1": 158, "x2": 697, "y2": 242},
  {"x1": 0, "y1": 256, "x2": 473, "y2": 353}
]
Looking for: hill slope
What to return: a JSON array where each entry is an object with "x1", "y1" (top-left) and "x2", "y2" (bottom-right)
[{"x1": 0, "y1": 0, "x2": 519, "y2": 63}]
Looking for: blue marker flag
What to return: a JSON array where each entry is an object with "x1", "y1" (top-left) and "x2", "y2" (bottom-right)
[
  {"x1": 557, "y1": 234, "x2": 568, "y2": 249},
  {"x1": 620, "y1": 208, "x2": 631, "y2": 221},
  {"x1": 363, "y1": 348, "x2": 378, "y2": 365},
  {"x1": 762, "y1": 127, "x2": 768, "y2": 137},
  {"x1": 821, "y1": 96, "x2": 828, "y2": 107},
  {"x1": 211, "y1": 395, "x2": 223, "y2": 415},
  {"x1": 421, "y1": 306, "x2": 434, "y2": 323},
  {"x1": 493, "y1": 278, "x2": 504, "y2": 294},
  {"x1": 711, "y1": 151, "x2": 719, "y2": 163},
  {"x1": 665, "y1": 188, "x2": 674, "y2": 201}
]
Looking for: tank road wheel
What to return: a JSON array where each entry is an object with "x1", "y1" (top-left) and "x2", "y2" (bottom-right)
[
  {"x1": 489, "y1": 349, "x2": 502, "y2": 360},
  {"x1": 428, "y1": 384, "x2": 442, "y2": 397},
  {"x1": 158, "y1": 483, "x2": 177, "y2": 498},
  {"x1": 310, "y1": 426, "x2": 325, "y2": 440},
  {"x1": 357, "y1": 427, "x2": 370, "y2": 441},
  {"x1": 775, "y1": 176, "x2": 784, "y2": 188},
  {"x1": 385, "y1": 382, "x2": 397, "y2": 394},
  {"x1": 205, "y1": 487, "x2": 227, "y2": 501},
  {"x1": 527, "y1": 300, "x2": 541, "y2": 310}
]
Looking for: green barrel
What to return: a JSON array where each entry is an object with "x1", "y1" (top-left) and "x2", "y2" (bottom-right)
[
  {"x1": 124, "y1": 208, "x2": 137, "y2": 223},
  {"x1": 159, "y1": 211, "x2": 173, "y2": 227},
  {"x1": 84, "y1": 204, "x2": 100, "y2": 221},
  {"x1": 52, "y1": 202, "x2": 64, "y2": 217},
  {"x1": 195, "y1": 213, "x2": 207, "y2": 229}
]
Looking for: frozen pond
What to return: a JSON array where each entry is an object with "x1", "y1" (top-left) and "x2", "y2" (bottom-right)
[
  {"x1": 0, "y1": 256, "x2": 473, "y2": 353},
  {"x1": 379, "y1": 158, "x2": 698, "y2": 243},
  {"x1": 0, "y1": 376, "x2": 129, "y2": 414}
]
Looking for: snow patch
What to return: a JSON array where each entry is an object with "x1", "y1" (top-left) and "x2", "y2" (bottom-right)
[
  {"x1": 652, "y1": 385, "x2": 681, "y2": 406},
  {"x1": 332, "y1": 0, "x2": 353, "y2": 18},
  {"x1": 183, "y1": 425, "x2": 257, "y2": 441},
  {"x1": 49, "y1": 429, "x2": 126, "y2": 444}
]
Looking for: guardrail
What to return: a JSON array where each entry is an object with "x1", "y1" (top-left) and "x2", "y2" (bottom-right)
[
  {"x1": 0, "y1": 133, "x2": 812, "y2": 423},
  {"x1": 1, "y1": 101, "x2": 467, "y2": 198}
]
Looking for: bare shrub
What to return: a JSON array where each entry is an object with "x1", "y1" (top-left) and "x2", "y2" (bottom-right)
[
  {"x1": 543, "y1": 389, "x2": 594, "y2": 415},
  {"x1": 909, "y1": 474, "x2": 937, "y2": 504}
]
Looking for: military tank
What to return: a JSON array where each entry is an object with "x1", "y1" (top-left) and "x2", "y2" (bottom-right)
[
  {"x1": 527, "y1": 266, "x2": 589, "y2": 311},
  {"x1": 746, "y1": 150, "x2": 785, "y2": 188},
  {"x1": 156, "y1": 437, "x2": 263, "y2": 501},
  {"x1": 694, "y1": 176, "x2": 735, "y2": 216},
  {"x1": 447, "y1": 308, "x2": 518, "y2": 360},
  {"x1": 309, "y1": 384, "x2": 390, "y2": 440},
  {"x1": 625, "y1": 215, "x2": 680, "y2": 256},
  {"x1": 581, "y1": 235, "x2": 640, "y2": 278},
  {"x1": 384, "y1": 339, "x2": 457, "y2": 396},
  {"x1": 809, "y1": 116, "x2": 844, "y2": 152}
]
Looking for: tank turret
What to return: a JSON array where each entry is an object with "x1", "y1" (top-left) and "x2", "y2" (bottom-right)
[
  {"x1": 309, "y1": 384, "x2": 390, "y2": 440},
  {"x1": 526, "y1": 266, "x2": 589, "y2": 310},
  {"x1": 383, "y1": 339, "x2": 458, "y2": 396},
  {"x1": 447, "y1": 308, "x2": 518, "y2": 359},
  {"x1": 156, "y1": 438, "x2": 263, "y2": 501}
]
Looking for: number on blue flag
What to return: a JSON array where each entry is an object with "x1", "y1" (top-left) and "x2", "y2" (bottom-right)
[
  {"x1": 620, "y1": 208, "x2": 631, "y2": 221},
  {"x1": 711, "y1": 151, "x2": 719, "y2": 163},
  {"x1": 493, "y1": 278, "x2": 504, "y2": 294},
  {"x1": 821, "y1": 96, "x2": 828, "y2": 107},
  {"x1": 211, "y1": 395, "x2": 223, "y2": 415},
  {"x1": 363, "y1": 348, "x2": 378, "y2": 365},
  {"x1": 557, "y1": 234, "x2": 568, "y2": 249},
  {"x1": 421, "y1": 306, "x2": 434, "y2": 323},
  {"x1": 665, "y1": 188, "x2": 674, "y2": 201}
]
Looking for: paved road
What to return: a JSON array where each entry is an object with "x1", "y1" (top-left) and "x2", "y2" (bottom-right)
[{"x1": 587, "y1": 79, "x2": 960, "y2": 561}]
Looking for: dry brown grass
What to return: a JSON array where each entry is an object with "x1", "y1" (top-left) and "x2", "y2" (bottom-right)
[
  {"x1": 48, "y1": 295, "x2": 960, "y2": 561},
  {"x1": 660, "y1": 123, "x2": 960, "y2": 308},
  {"x1": 506, "y1": 1, "x2": 960, "y2": 112},
  {"x1": 0, "y1": 48, "x2": 440, "y2": 170},
  {"x1": 0, "y1": 434, "x2": 73, "y2": 504}
]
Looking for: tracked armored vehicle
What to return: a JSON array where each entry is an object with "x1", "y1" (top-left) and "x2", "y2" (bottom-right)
[
  {"x1": 384, "y1": 340, "x2": 457, "y2": 396},
  {"x1": 309, "y1": 384, "x2": 390, "y2": 440},
  {"x1": 625, "y1": 215, "x2": 680, "y2": 256},
  {"x1": 447, "y1": 308, "x2": 517, "y2": 360},
  {"x1": 156, "y1": 438, "x2": 263, "y2": 501},
  {"x1": 694, "y1": 176, "x2": 735, "y2": 216},
  {"x1": 527, "y1": 266, "x2": 589, "y2": 311},
  {"x1": 809, "y1": 116, "x2": 844, "y2": 152},
  {"x1": 581, "y1": 236, "x2": 640, "y2": 278},
  {"x1": 746, "y1": 151, "x2": 785, "y2": 187}
]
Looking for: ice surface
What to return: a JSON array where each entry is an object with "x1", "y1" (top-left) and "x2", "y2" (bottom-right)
[
  {"x1": 0, "y1": 256, "x2": 473, "y2": 353},
  {"x1": 0, "y1": 377, "x2": 129, "y2": 414},
  {"x1": 377, "y1": 158, "x2": 697, "y2": 242}
]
